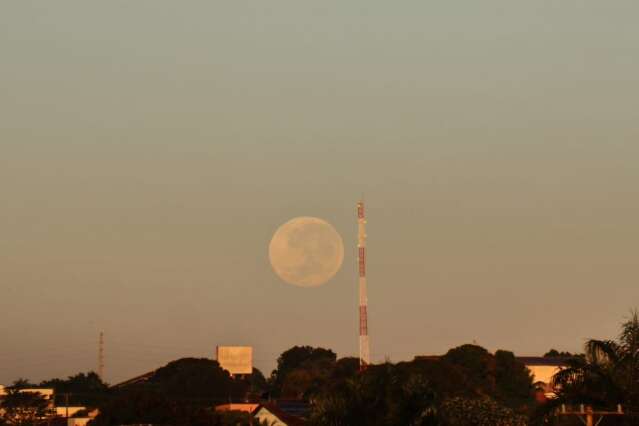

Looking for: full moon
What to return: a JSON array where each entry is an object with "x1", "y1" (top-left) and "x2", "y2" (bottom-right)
[{"x1": 269, "y1": 217, "x2": 344, "y2": 287}]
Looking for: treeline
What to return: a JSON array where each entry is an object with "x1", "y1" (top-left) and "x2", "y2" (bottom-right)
[
  {"x1": 272, "y1": 345, "x2": 532, "y2": 425},
  {"x1": 4, "y1": 311, "x2": 639, "y2": 425},
  {"x1": 2, "y1": 345, "x2": 535, "y2": 425}
]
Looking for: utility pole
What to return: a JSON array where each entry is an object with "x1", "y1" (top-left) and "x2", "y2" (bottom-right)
[
  {"x1": 98, "y1": 331, "x2": 104, "y2": 381},
  {"x1": 558, "y1": 404, "x2": 625, "y2": 425}
]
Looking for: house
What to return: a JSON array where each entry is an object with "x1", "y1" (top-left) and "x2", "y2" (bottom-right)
[
  {"x1": 66, "y1": 418, "x2": 91, "y2": 426},
  {"x1": 55, "y1": 406, "x2": 88, "y2": 417},
  {"x1": 517, "y1": 356, "x2": 570, "y2": 398},
  {"x1": 215, "y1": 400, "x2": 308, "y2": 424},
  {"x1": 64, "y1": 408, "x2": 99, "y2": 426},
  {"x1": 20, "y1": 388, "x2": 55, "y2": 400},
  {"x1": 0, "y1": 386, "x2": 54, "y2": 401},
  {"x1": 215, "y1": 403, "x2": 259, "y2": 413},
  {"x1": 253, "y1": 403, "x2": 306, "y2": 426}
]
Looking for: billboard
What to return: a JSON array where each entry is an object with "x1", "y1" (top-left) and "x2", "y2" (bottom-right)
[{"x1": 216, "y1": 346, "x2": 253, "y2": 375}]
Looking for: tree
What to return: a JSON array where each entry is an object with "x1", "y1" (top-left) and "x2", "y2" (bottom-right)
[
  {"x1": 439, "y1": 397, "x2": 527, "y2": 426},
  {"x1": 309, "y1": 362, "x2": 437, "y2": 426},
  {"x1": 408, "y1": 357, "x2": 477, "y2": 399},
  {"x1": 309, "y1": 346, "x2": 537, "y2": 425},
  {"x1": 40, "y1": 371, "x2": 108, "y2": 406},
  {"x1": 439, "y1": 345, "x2": 534, "y2": 413},
  {"x1": 270, "y1": 346, "x2": 336, "y2": 397},
  {"x1": 90, "y1": 388, "x2": 254, "y2": 426},
  {"x1": 145, "y1": 357, "x2": 248, "y2": 403},
  {"x1": 550, "y1": 311, "x2": 639, "y2": 424},
  {"x1": 247, "y1": 367, "x2": 268, "y2": 399},
  {"x1": 443, "y1": 344, "x2": 497, "y2": 397},
  {"x1": 387, "y1": 370, "x2": 438, "y2": 426},
  {"x1": 494, "y1": 350, "x2": 534, "y2": 411},
  {"x1": 89, "y1": 388, "x2": 176, "y2": 426},
  {"x1": 0, "y1": 388, "x2": 51, "y2": 426},
  {"x1": 90, "y1": 358, "x2": 257, "y2": 425},
  {"x1": 544, "y1": 349, "x2": 580, "y2": 358},
  {"x1": 331, "y1": 357, "x2": 360, "y2": 381},
  {"x1": 8, "y1": 380, "x2": 35, "y2": 390}
]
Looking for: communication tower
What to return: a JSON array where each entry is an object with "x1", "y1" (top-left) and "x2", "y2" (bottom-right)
[
  {"x1": 98, "y1": 332, "x2": 104, "y2": 380},
  {"x1": 357, "y1": 200, "x2": 370, "y2": 368}
]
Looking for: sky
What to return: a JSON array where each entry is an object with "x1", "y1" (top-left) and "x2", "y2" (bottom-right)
[{"x1": 1, "y1": 1, "x2": 638, "y2": 385}]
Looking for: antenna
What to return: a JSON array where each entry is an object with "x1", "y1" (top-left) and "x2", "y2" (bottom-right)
[
  {"x1": 98, "y1": 332, "x2": 104, "y2": 381},
  {"x1": 357, "y1": 199, "x2": 370, "y2": 369}
]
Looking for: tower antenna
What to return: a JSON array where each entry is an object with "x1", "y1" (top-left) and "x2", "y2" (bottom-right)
[
  {"x1": 357, "y1": 200, "x2": 370, "y2": 369},
  {"x1": 98, "y1": 332, "x2": 104, "y2": 380}
]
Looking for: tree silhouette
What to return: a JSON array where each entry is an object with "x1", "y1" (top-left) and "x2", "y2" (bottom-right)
[
  {"x1": 551, "y1": 311, "x2": 639, "y2": 423},
  {"x1": 40, "y1": 371, "x2": 108, "y2": 406},
  {"x1": 0, "y1": 389, "x2": 51, "y2": 426}
]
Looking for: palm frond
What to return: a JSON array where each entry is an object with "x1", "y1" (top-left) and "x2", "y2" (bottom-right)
[{"x1": 585, "y1": 339, "x2": 620, "y2": 365}]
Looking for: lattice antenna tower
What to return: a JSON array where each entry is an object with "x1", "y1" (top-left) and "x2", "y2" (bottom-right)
[{"x1": 98, "y1": 332, "x2": 104, "y2": 381}]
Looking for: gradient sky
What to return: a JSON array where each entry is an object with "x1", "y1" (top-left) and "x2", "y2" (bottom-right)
[{"x1": 1, "y1": 1, "x2": 638, "y2": 385}]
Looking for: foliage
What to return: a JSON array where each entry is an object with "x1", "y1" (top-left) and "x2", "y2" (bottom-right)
[
  {"x1": 544, "y1": 349, "x2": 582, "y2": 358},
  {"x1": 549, "y1": 311, "x2": 639, "y2": 424},
  {"x1": 494, "y1": 350, "x2": 535, "y2": 411},
  {"x1": 8, "y1": 380, "x2": 35, "y2": 390},
  {"x1": 309, "y1": 362, "x2": 437, "y2": 426},
  {"x1": 306, "y1": 345, "x2": 534, "y2": 425},
  {"x1": 88, "y1": 388, "x2": 253, "y2": 426},
  {"x1": 40, "y1": 371, "x2": 108, "y2": 406},
  {"x1": 248, "y1": 367, "x2": 267, "y2": 397},
  {"x1": 439, "y1": 397, "x2": 527, "y2": 426},
  {"x1": 88, "y1": 388, "x2": 176, "y2": 426},
  {"x1": 0, "y1": 389, "x2": 51, "y2": 426},
  {"x1": 387, "y1": 368, "x2": 439, "y2": 425},
  {"x1": 331, "y1": 357, "x2": 360, "y2": 380},
  {"x1": 90, "y1": 358, "x2": 262, "y2": 425},
  {"x1": 146, "y1": 357, "x2": 247, "y2": 403},
  {"x1": 270, "y1": 345, "x2": 336, "y2": 397},
  {"x1": 2, "y1": 344, "x2": 544, "y2": 425},
  {"x1": 441, "y1": 345, "x2": 534, "y2": 412},
  {"x1": 442, "y1": 344, "x2": 496, "y2": 397},
  {"x1": 406, "y1": 357, "x2": 472, "y2": 399}
]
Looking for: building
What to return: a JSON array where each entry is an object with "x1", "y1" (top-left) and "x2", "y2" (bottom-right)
[
  {"x1": 66, "y1": 418, "x2": 92, "y2": 426},
  {"x1": 0, "y1": 386, "x2": 54, "y2": 400},
  {"x1": 22, "y1": 388, "x2": 55, "y2": 401},
  {"x1": 252, "y1": 403, "x2": 306, "y2": 426},
  {"x1": 216, "y1": 346, "x2": 253, "y2": 376},
  {"x1": 517, "y1": 356, "x2": 570, "y2": 398},
  {"x1": 55, "y1": 406, "x2": 88, "y2": 417},
  {"x1": 64, "y1": 408, "x2": 99, "y2": 426},
  {"x1": 215, "y1": 403, "x2": 259, "y2": 414},
  {"x1": 214, "y1": 400, "x2": 309, "y2": 425}
]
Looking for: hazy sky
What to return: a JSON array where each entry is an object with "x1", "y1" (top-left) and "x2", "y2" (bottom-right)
[{"x1": 1, "y1": 1, "x2": 638, "y2": 385}]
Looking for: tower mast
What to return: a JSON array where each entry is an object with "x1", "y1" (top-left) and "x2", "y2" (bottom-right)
[
  {"x1": 98, "y1": 331, "x2": 104, "y2": 381},
  {"x1": 357, "y1": 200, "x2": 370, "y2": 368}
]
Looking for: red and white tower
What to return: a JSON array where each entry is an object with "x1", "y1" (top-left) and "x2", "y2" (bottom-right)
[{"x1": 357, "y1": 200, "x2": 370, "y2": 368}]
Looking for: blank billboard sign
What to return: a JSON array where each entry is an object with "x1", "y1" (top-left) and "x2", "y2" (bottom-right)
[{"x1": 216, "y1": 346, "x2": 253, "y2": 375}]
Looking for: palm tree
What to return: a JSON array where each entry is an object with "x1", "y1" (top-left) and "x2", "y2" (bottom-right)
[{"x1": 551, "y1": 311, "x2": 639, "y2": 420}]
